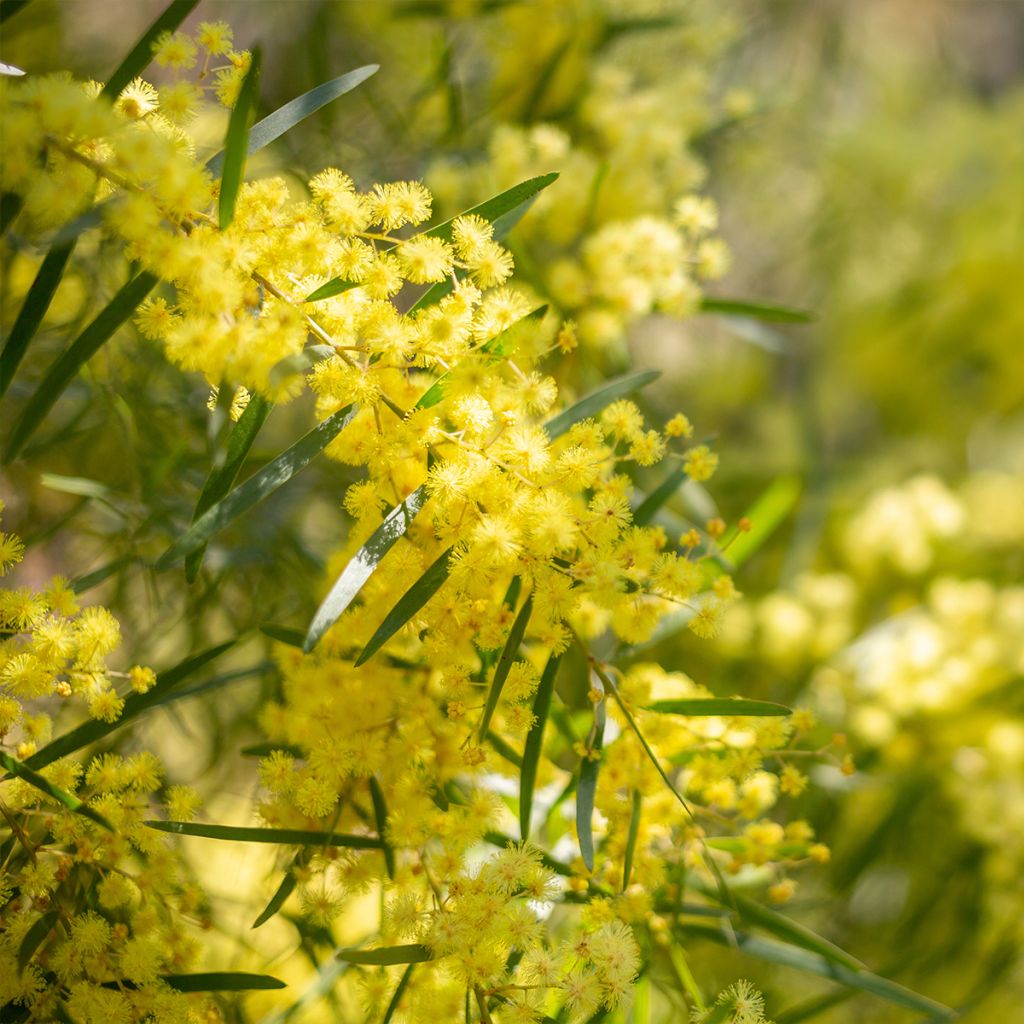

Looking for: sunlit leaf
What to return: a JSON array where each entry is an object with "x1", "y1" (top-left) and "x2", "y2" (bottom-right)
[
  {"x1": 622, "y1": 789, "x2": 642, "y2": 891},
  {"x1": 543, "y1": 370, "x2": 660, "y2": 441},
  {"x1": 218, "y1": 48, "x2": 262, "y2": 230},
  {"x1": 0, "y1": 750, "x2": 113, "y2": 830},
  {"x1": 478, "y1": 589, "x2": 532, "y2": 738},
  {"x1": 646, "y1": 699, "x2": 792, "y2": 717},
  {"x1": 576, "y1": 675, "x2": 606, "y2": 872},
  {"x1": 145, "y1": 820, "x2": 384, "y2": 848},
  {"x1": 700, "y1": 296, "x2": 814, "y2": 323}
]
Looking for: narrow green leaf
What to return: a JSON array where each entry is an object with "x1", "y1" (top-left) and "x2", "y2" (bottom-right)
[
  {"x1": 0, "y1": 241, "x2": 75, "y2": 399},
  {"x1": 646, "y1": 699, "x2": 792, "y2": 717},
  {"x1": 543, "y1": 370, "x2": 661, "y2": 441},
  {"x1": 483, "y1": 730, "x2": 523, "y2": 769},
  {"x1": 25, "y1": 640, "x2": 235, "y2": 770},
  {"x1": 307, "y1": 173, "x2": 559, "y2": 303},
  {"x1": 355, "y1": 546, "x2": 453, "y2": 666},
  {"x1": 336, "y1": 945, "x2": 433, "y2": 966},
  {"x1": 156, "y1": 405, "x2": 355, "y2": 568},
  {"x1": 241, "y1": 741, "x2": 304, "y2": 758},
  {"x1": 18, "y1": 910, "x2": 58, "y2": 972},
  {"x1": 700, "y1": 297, "x2": 813, "y2": 324},
  {"x1": 260, "y1": 624, "x2": 306, "y2": 648},
  {"x1": 162, "y1": 972, "x2": 286, "y2": 993},
  {"x1": 682, "y1": 923, "x2": 956, "y2": 1020},
  {"x1": 720, "y1": 475, "x2": 802, "y2": 571},
  {"x1": 100, "y1": 0, "x2": 200, "y2": 100},
  {"x1": 207, "y1": 65, "x2": 379, "y2": 176},
  {"x1": 70, "y1": 557, "x2": 131, "y2": 594},
  {"x1": 520, "y1": 654, "x2": 560, "y2": 841},
  {"x1": 4, "y1": 271, "x2": 157, "y2": 462},
  {"x1": 304, "y1": 484, "x2": 427, "y2": 652},
  {"x1": 218, "y1": 48, "x2": 262, "y2": 231},
  {"x1": 576, "y1": 675, "x2": 606, "y2": 872},
  {"x1": 0, "y1": 750, "x2": 113, "y2": 830},
  {"x1": 382, "y1": 963, "x2": 416, "y2": 1024},
  {"x1": 0, "y1": 191, "x2": 23, "y2": 235},
  {"x1": 0, "y1": 1, "x2": 32, "y2": 25},
  {"x1": 145, "y1": 820, "x2": 384, "y2": 848},
  {"x1": 368, "y1": 777, "x2": 396, "y2": 879},
  {"x1": 633, "y1": 465, "x2": 686, "y2": 527},
  {"x1": 621, "y1": 789, "x2": 642, "y2": 891},
  {"x1": 185, "y1": 393, "x2": 272, "y2": 581},
  {"x1": 478, "y1": 589, "x2": 533, "y2": 738},
  {"x1": 252, "y1": 859, "x2": 302, "y2": 929}
]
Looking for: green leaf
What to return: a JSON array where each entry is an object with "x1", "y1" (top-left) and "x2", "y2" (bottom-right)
[
  {"x1": 478, "y1": 589, "x2": 532, "y2": 738},
  {"x1": 646, "y1": 699, "x2": 792, "y2": 717},
  {"x1": 633, "y1": 465, "x2": 686, "y2": 527},
  {"x1": 206, "y1": 65, "x2": 379, "y2": 177},
  {"x1": 0, "y1": 191, "x2": 23, "y2": 235},
  {"x1": 0, "y1": 750, "x2": 113, "y2": 830},
  {"x1": 354, "y1": 546, "x2": 453, "y2": 666},
  {"x1": 100, "y1": 0, "x2": 200, "y2": 100},
  {"x1": 336, "y1": 945, "x2": 433, "y2": 966},
  {"x1": 682, "y1": 923, "x2": 956, "y2": 1020},
  {"x1": 483, "y1": 730, "x2": 523, "y2": 769},
  {"x1": 543, "y1": 369, "x2": 661, "y2": 441},
  {"x1": 218, "y1": 48, "x2": 262, "y2": 231},
  {"x1": 576, "y1": 676, "x2": 606, "y2": 872},
  {"x1": 307, "y1": 173, "x2": 559, "y2": 302},
  {"x1": 382, "y1": 964, "x2": 416, "y2": 1024},
  {"x1": 252, "y1": 857, "x2": 303, "y2": 929},
  {"x1": 0, "y1": 241, "x2": 75, "y2": 399},
  {"x1": 162, "y1": 972, "x2": 286, "y2": 993},
  {"x1": 241, "y1": 741, "x2": 304, "y2": 758},
  {"x1": 368, "y1": 777, "x2": 396, "y2": 879},
  {"x1": 18, "y1": 910, "x2": 58, "y2": 972},
  {"x1": 185, "y1": 393, "x2": 272, "y2": 582},
  {"x1": 0, "y1": 1, "x2": 32, "y2": 25},
  {"x1": 260, "y1": 624, "x2": 306, "y2": 648},
  {"x1": 145, "y1": 820, "x2": 384, "y2": 848},
  {"x1": 519, "y1": 654, "x2": 560, "y2": 840},
  {"x1": 25, "y1": 640, "x2": 236, "y2": 771},
  {"x1": 719, "y1": 474, "x2": 802, "y2": 571},
  {"x1": 4, "y1": 271, "x2": 157, "y2": 463},
  {"x1": 304, "y1": 484, "x2": 427, "y2": 652},
  {"x1": 700, "y1": 297, "x2": 813, "y2": 324},
  {"x1": 621, "y1": 789, "x2": 642, "y2": 891},
  {"x1": 156, "y1": 405, "x2": 355, "y2": 568}
]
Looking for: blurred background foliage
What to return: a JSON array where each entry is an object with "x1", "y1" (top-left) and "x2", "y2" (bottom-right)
[{"x1": 2, "y1": 0, "x2": 1023, "y2": 1021}]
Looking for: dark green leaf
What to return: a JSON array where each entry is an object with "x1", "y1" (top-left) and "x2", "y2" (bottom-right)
[
  {"x1": 700, "y1": 297, "x2": 813, "y2": 324},
  {"x1": 156, "y1": 405, "x2": 355, "y2": 568},
  {"x1": 241, "y1": 742, "x2": 304, "y2": 758},
  {"x1": 304, "y1": 484, "x2": 427, "y2": 652},
  {"x1": 100, "y1": 0, "x2": 200, "y2": 100},
  {"x1": 0, "y1": 241, "x2": 74, "y2": 399},
  {"x1": 336, "y1": 945, "x2": 433, "y2": 966},
  {"x1": 70, "y1": 556, "x2": 131, "y2": 594},
  {"x1": 576, "y1": 677, "x2": 606, "y2": 872},
  {"x1": 252, "y1": 860, "x2": 301, "y2": 929},
  {"x1": 207, "y1": 65, "x2": 378, "y2": 176},
  {"x1": 0, "y1": 192, "x2": 23, "y2": 235},
  {"x1": 354, "y1": 546, "x2": 453, "y2": 666},
  {"x1": 162, "y1": 972, "x2": 286, "y2": 993},
  {"x1": 520, "y1": 654, "x2": 560, "y2": 841},
  {"x1": 0, "y1": 1, "x2": 32, "y2": 25},
  {"x1": 368, "y1": 777, "x2": 395, "y2": 879},
  {"x1": 646, "y1": 699, "x2": 792, "y2": 717},
  {"x1": 18, "y1": 910, "x2": 58, "y2": 972},
  {"x1": 382, "y1": 964, "x2": 416, "y2": 1024},
  {"x1": 218, "y1": 48, "x2": 262, "y2": 230},
  {"x1": 260, "y1": 624, "x2": 306, "y2": 648},
  {"x1": 543, "y1": 370, "x2": 660, "y2": 441},
  {"x1": 483, "y1": 730, "x2": 523, "y2": 769},
  {"x1": 720, "y1": 475, "x2": 802, "y2": 571},
  {"x1": 4, "y1": 271, "x2": 157, "y2": 463},
  {"x1": 145, "y1": 820, "x2": 384, "y2": 848},
  {"x1": 622, "y1": 789, "x2": 642, "y2": 891},
  {"x1": 25, "y1": 640, "x2": 236, "y2": 770},
  {"x1": 185, "y1": 393, "x2": 273, "y2": 581},
  {"x1": 0, "y1": 750, "x2": 112, "y2": 830},
  {"x1": 633, "y1": 465, "x2": 686, "y2": 527},
  {"x1": 307, "y1": 173, "x2": 559, "y2": 303},
  {"x1": 478, "y1": 590, "x2": 532, "y2": 738}
]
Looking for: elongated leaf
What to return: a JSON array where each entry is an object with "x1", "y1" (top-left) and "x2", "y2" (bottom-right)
[
  {"x1": 218, "y1": 48, "x2": 261, "y2": 230},
  {"x1": 355, "y1": 546, "x2": 453, "y2": 666},
  {"x1": 241, "y1": 741, "x2": 304, "y2": 758},
  {"x1": 544, "y1": 370, "x2": 660, "y2": 441},
  {"x1": 260, "y1": 624, "x2": 305, "y2": 648},
  {"x1": 478, "y1": 590, "x2": 532, "y2": 738},
  {"x1": 622, "y1": 789, "x2": 642, "y2": 891},
  {"x1": 633, "y1": 465, "x2": 686, "y2": 527},
  {"x1": 100, "y1": 0, "x2": 200, "y2": 100},
  {"x1": 156, "y1": 405, "x2": 355, "y2": 567},
  {"x1": 719, "y1": 474, "x2": 802, "y2": 571},
  {"x1": 576, "y1": 676, "x2": 606, "y2": 872},
  {"x1": 70, "y1": 556, "x2": 131, "y2": 594},
  {"x1": 307, "y1": 173, "x2": 559, "y2": 302},
  {"x1": 0, "y1": 750, "x2": 112, "y2": 830},
  {"x1": 145, "y1": 820, "x2": 384, "y2": 848},
  {"x1": 519, "y1": 654, "x2": 560, "y2": 840},
  {"x1": 304, "y1": 484, "x2": 427, "y2": 651},
  {"x1": 0, "y1": 1, "x2": 32, "y2": 25},
  {"x1": 162, "y1": 972, "x2": 286, "y2": 993},
  {"x1": 252, "y1": 857, "x2": 303, "y2": 929},
  {"x1": 646, "y1": 698, "x2": 792, "y2": 717},
  {"x1": 4, "y1": 271, "x2": 157, "y2": 462},
  {"x1": 18, "y1": 910, "x2": 58, "y2": 972},
  {"x1": 336, "y1": 945, "x2": 433, "y2": 966},
  {"x1": 382, "y1": 964, "x2": 416, "y2": 1024},
  {"x1": 682, "y1": 923, "x2": 955, "y2": 1019},
  {"x1": 207, "y1": 65, "x2": 379, "y2": 175},
  {"x1": 25, "y1": 640, "x2": 235, "y2": 770},
  {"x1": 368, "y1": 776, "x2": 395, "y2": 879},
  {"x1": 0, "y1": 191, "x2": 23, "y2": 235},
  {"x1": 700, "y1": 297, "x2": 813, "y2": 324},
  {"x1": 0, "y1": 241, "x2": 75, "y2": 399},
  {"x1": 186, "y1": 393, "x2": 272, "y2": 581}
]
